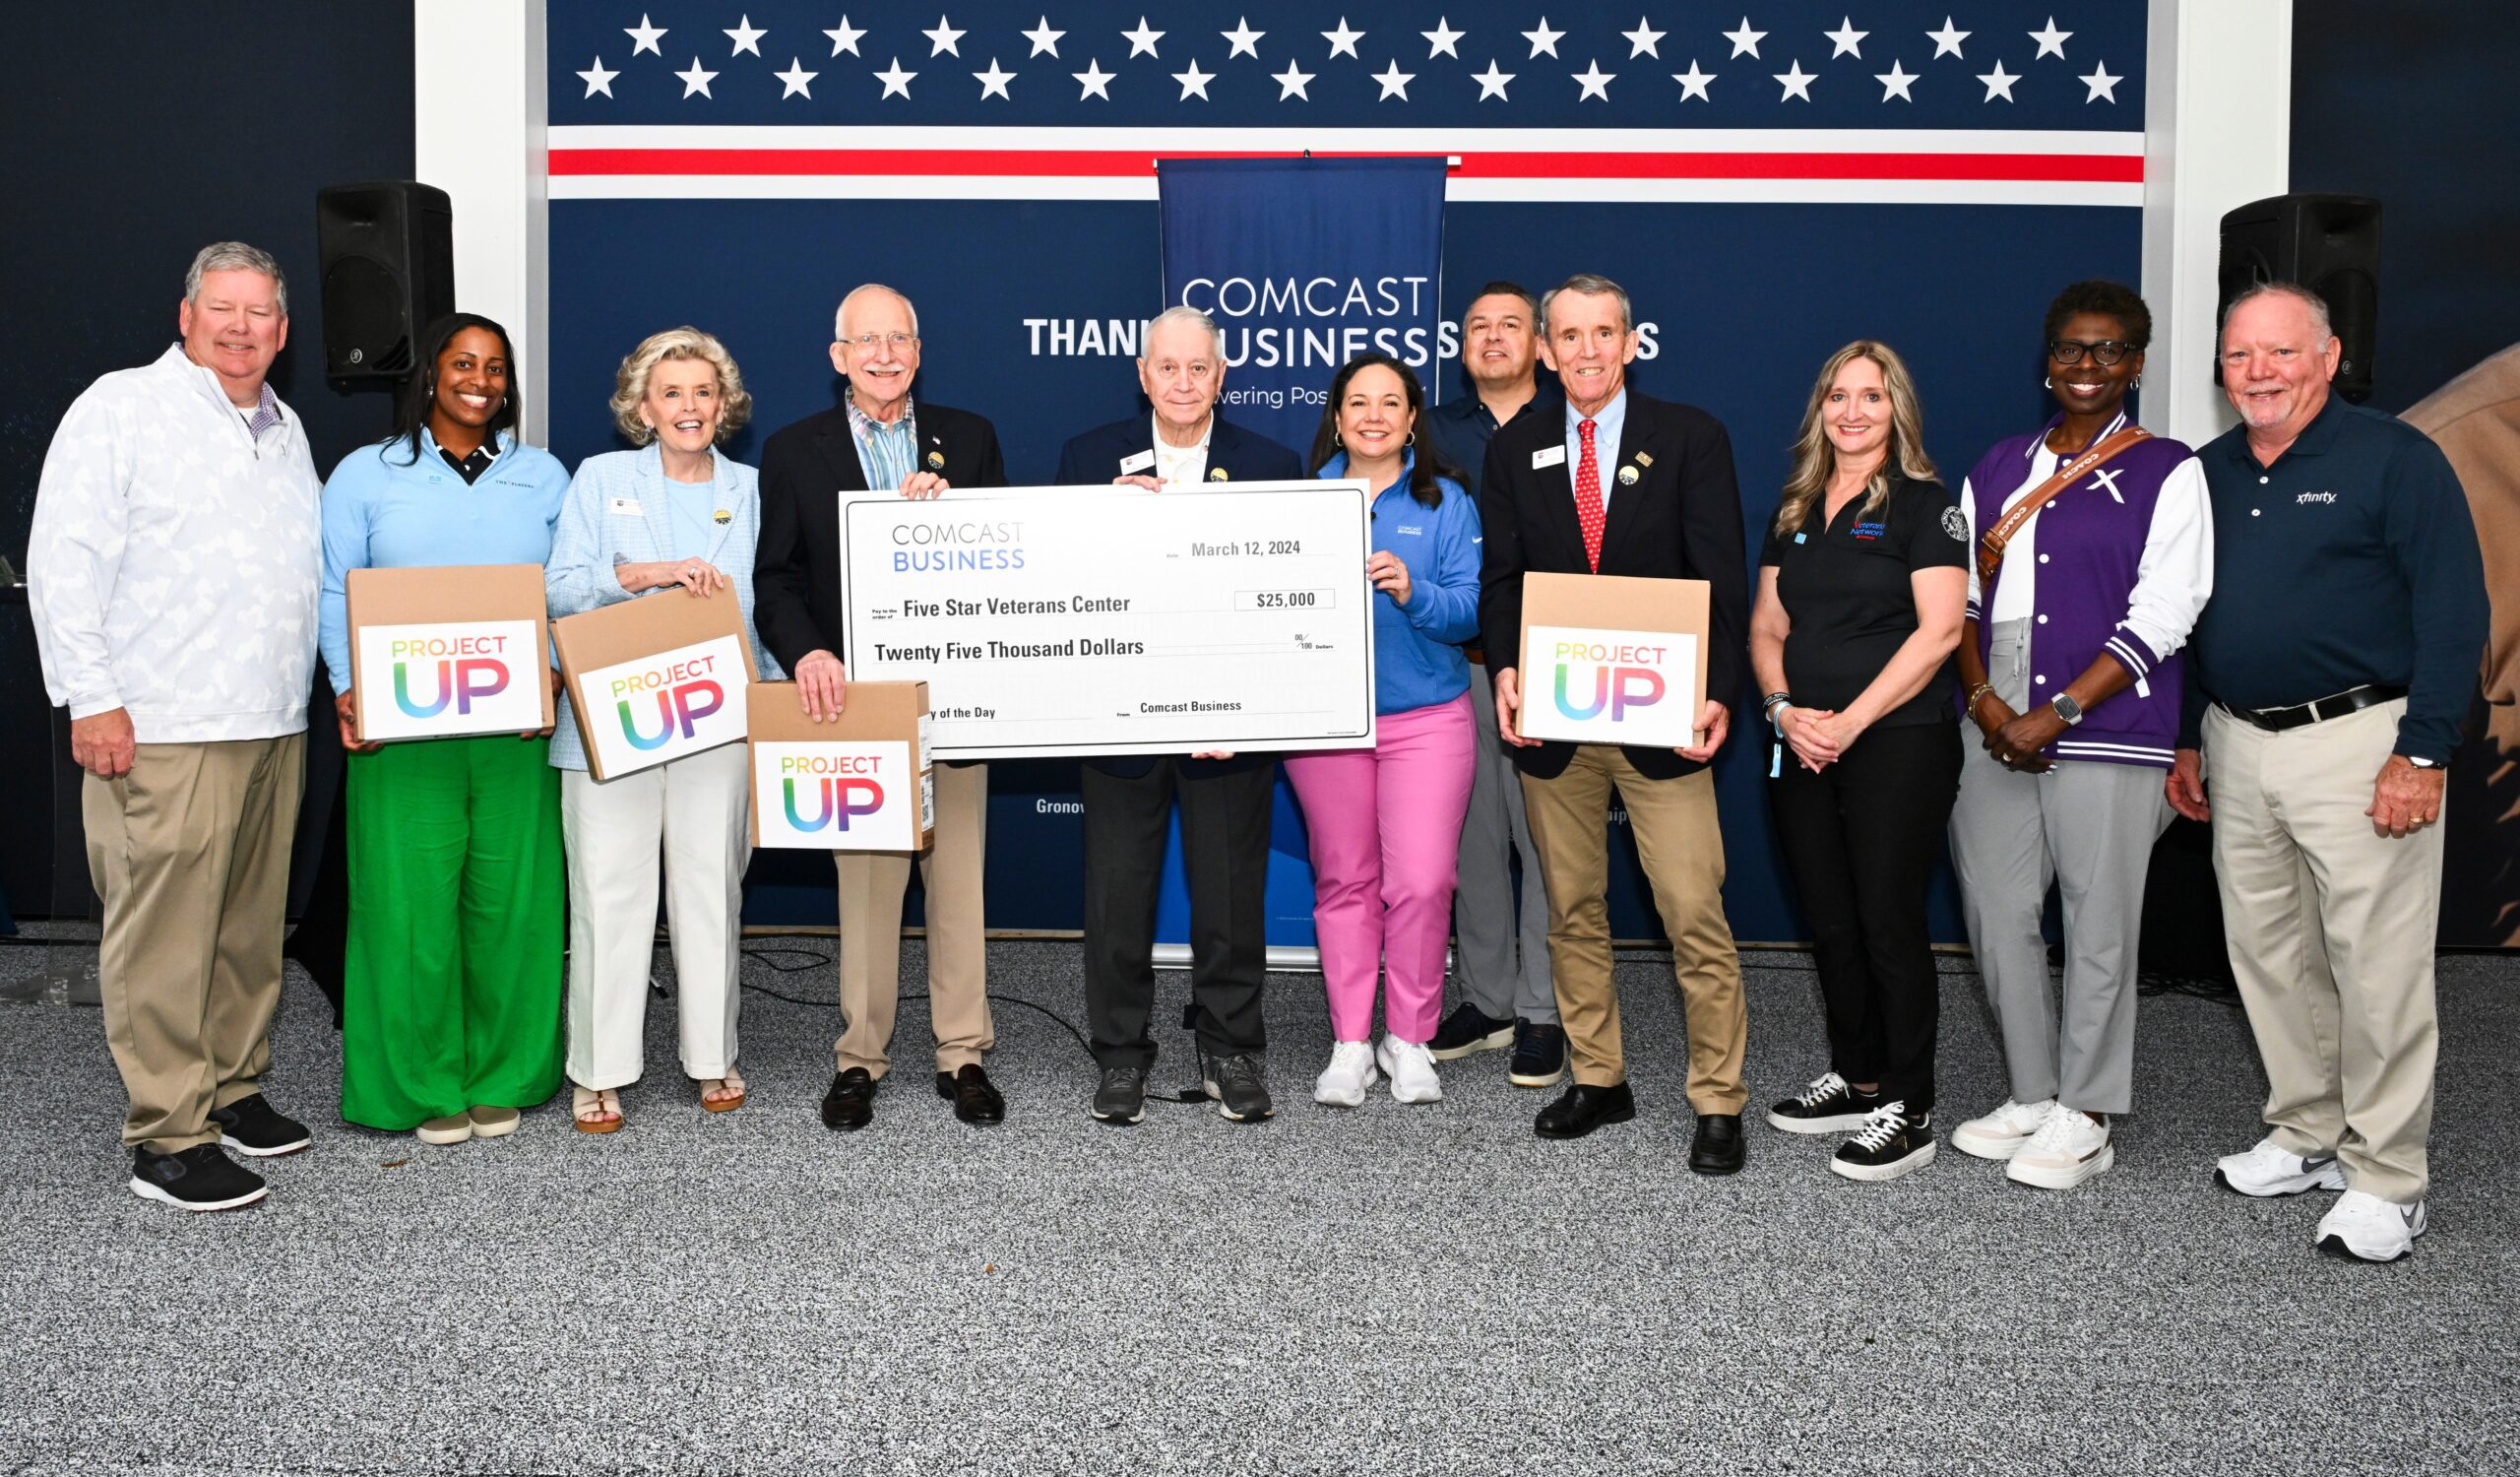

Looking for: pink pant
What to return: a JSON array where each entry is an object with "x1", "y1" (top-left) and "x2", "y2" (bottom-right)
[{"x1": 1284, "y1": 693, "x2": 1478, "y2": 1044}]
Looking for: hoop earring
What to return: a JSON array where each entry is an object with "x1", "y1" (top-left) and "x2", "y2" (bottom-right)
[
  {"x1": 2133, "y1": 374, "x2": 2143, "y2": 389},
  {"x1": 2043, "y1": 375, "x2": 2052, "y2": 389},
  {"x1": 1406, "y1": 429, "x2": 1416, "y2": 446}
]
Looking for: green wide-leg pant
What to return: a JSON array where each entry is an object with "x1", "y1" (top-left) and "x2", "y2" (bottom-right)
[{"x1": 341, "y1": 735, "x2": 564, "y2": 1130}]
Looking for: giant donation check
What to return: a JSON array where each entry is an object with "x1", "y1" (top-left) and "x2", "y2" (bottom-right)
[{"x1": 839, "y1": 481, "x2": 1376, "y2": 759}]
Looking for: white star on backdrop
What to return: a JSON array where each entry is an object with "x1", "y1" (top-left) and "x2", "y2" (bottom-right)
[
  {"x1": 676, "y1": 56, "x2": 718, "y2": 96},
  {"x1": 577, "y1": 56, "x2": 617, "y2": 97},
  {"x1": 1223, "y1": 19, "x2": 1264, "y2": 60},
  {"x1": 1524, "y1": 18, "x2": 1564, "y2": 59},
  {"x1": 1673, "y1": 60, "x2": 1715, "y2": 101},
  {"x1": 1374, "y1": 59, "x2": 1415, "y2": 99},
  {"x1": 1978, "y1": 61, "x2": 2019, "y2": 101},
  {"x1": 1473, "y1": 59, "x2": 1514, "y2": 99},
  {"x1": 1623, "y1": 18, "x2": 1664, "y2": 58},
  {"x1": 2081, "y1": 62, "x2": 2120, "y2": 102},
  {"x1": 1173, "y1": 60, "x2": 1214, "y2": 100},
  {"x1": 1073, "y1": 59, "x2": 1114, "y2": 99},
  {"x1": 775, "y1": 57, "x2": 817, "y2": 97},
  {"x1": 1927, "y1": 17, "x2": 1968, "y2": 59},
  {"x1": 1122, "y1": 18, "x2": 1164, "y2": 58},
  {"x1": 923, "y1": 17, "x2": 965, "y2": 57},
  {"x1": 824, "y1": 18, "x2": 864, "y2": 56},
  {"x1": 2031, "y1": 18, "x2": 2072, "y2": 59},
  {"x1": 1826, "y1": 18, "x2": 1866, "y2": 59},
  {"x1": 1573, "y1": 60, "x2": 1615, "y2": 100},
  {"x1": 1323, "y1": 19, "x2": 1364, "y2": 59},
  {"x1": 875, "y1": 56, "x2": 916, "y2": 98},
  {"x1": 1725, "y1": 18, "x2": 1766, "y2": 60},
  {"x1": 626, "y1": 14, "x2": 665, "y2": 57},
  {"x1": 1274, "y1": 60, "x2": 1314, "y2": 99},
  {"x1": 1875, "y1": 61, "x2": 1917, "y2": 100},
  {"x1": 974, "y1": 58, "x2": 1015, "y2": 98},
  {"x1": 1775, "y1": 59, "x2": 1815, "y2": 101},
  {"x1": 724, "y1": 16, "x2": 765, "y2": 56},
  {"x1": 1022, "y1": 17, "x2": 1062, "y2": 57},
  {"x1": 1423, "y1": 18, "x2": 1465, "y2": 59}
]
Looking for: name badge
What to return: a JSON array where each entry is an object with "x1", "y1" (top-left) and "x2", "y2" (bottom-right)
[
  {"x1": 1118, "y1": 449, "x2": 1157, "y2": 475},
  {"x1": 1532, "y1": 445, "x2": 1568, "y2": 471},
  {"x1": 607, "y1": 497, "x2": 644, "y2": 517}
]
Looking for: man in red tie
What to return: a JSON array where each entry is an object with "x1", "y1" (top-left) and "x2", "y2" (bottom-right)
[{"x1": 1477, "y1": 274, "x2": 1752, "y2": 1168}]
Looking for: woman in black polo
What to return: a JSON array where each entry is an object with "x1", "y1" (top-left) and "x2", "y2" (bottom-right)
[{"x1": 1749, "y1": 341, "x2": 1969, "y2": 1181}]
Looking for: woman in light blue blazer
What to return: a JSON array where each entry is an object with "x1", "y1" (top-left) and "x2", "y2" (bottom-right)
[{"x1": 546, "y1": 328, "x2": 781, "y2": 1132}]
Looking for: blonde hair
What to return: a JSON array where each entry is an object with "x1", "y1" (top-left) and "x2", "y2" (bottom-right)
[
  {"x1": 1772, "y1": 340, "x2": 1937, "y2": 538},
  {"x1": 609, "y1": 327, "x2": 753, "y2": 446}
]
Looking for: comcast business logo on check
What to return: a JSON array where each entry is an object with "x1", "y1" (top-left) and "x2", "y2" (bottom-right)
[{"x1": 892, "y1": 518, "x2": 1026, "y2": 572}]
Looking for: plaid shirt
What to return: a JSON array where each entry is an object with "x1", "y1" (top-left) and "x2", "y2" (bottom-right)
[{"x1": 844, "y1": 394, "x2": 918, "y2": 491}]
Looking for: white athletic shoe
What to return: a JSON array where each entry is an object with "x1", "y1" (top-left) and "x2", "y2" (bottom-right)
[
  {"x1": 2004, "y1": 1104, "x2": 2114, "y2": 1189},
  {"x1": 1377, "y1": 1037, "x2": 1444, "y2": 1105},
  {"x1": 1312, "y1": 1041, "x2": 1379, "y2": 1108},
  {"x1": 2215, "y1": 1135, "x2": 2349, "y2": 1197},
  {"x1": 2316, "y1": 1189, "x2": 2426, "y2": 1262},
  {"x1": 1951, "y1": 1097, "x2": 2057, "y2": 1160}
]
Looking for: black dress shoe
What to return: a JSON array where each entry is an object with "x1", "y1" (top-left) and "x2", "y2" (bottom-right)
[
  {"x1": 935, "y1": 1064, "x2": 1006, "y2": 1124},
  {"x1": 1690, "y1": 1112, "x2": 1745, "y2": 1175},
  {"x1": 821, "y1": 1067, "x2": 876, "y2": 1131},
  {"x1": 1534, "y1": 1080, "x2": 1636, "y2": 1139}
]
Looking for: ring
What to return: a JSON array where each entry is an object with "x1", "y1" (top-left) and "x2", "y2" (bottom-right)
[{"x1": 684, "y1": 566, "x2": 697, "y2": 578}]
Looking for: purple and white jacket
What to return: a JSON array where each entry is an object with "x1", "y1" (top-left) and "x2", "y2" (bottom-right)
[{"x1": 1961, "y1": 409, "x2": 2215, "y2": 768}]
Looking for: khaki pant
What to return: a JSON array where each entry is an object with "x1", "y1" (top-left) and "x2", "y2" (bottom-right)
[
  {"x1": 85, "y1": 735, "x2": 305, "y2": 1152},
  {"x1": 1521, "y1": 746, "x2": 1746, "y2": 1111},
  {"x1": 2204, "y1": 699, "x2": 2441, "y2": 1203},
  {"x1": 835, "y1": 760, "x2": 994, "y2": 1078}
]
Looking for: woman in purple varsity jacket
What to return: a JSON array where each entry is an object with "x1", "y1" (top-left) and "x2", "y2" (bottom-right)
[{"x1": 1946, "y1": 281, "x2": 2215, "y2": 1190}]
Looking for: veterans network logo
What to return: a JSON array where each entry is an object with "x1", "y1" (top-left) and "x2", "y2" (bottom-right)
[
  {"x1": 779, "y1": 752, "x2": 888, "y2": 832},
  {"x1": 1551, "y1": 637, "x2": 1668, "y2": 723},
  {"x1": 390, "y1": 634, "x2": 516, "y2": 719}
]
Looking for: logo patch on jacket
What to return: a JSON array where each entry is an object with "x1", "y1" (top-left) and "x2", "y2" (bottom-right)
[{"x1": 1941, "y1": 505, "x2": 1968, "y2": 542}]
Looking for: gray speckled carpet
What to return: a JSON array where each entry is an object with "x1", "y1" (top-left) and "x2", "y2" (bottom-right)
[{"x1": 0, "y1": 934, "x2": 2512, "y2": 1476}]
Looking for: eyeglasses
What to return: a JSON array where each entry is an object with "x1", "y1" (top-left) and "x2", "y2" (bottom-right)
[
  {"x1": 2048, "y1": 338, "x2": 2132, "y2": 366},
  {"x1": 843, "y1": 332, "x2": 918, "y2": 351}
]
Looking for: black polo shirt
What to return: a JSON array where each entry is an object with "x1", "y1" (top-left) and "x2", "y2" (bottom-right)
[
  {"x1": 1759, "y1": 475, "x2": 1968, "y2": 728},
  {"x1": 1421, "y1": 382, "x2": 1556, "y2": 500},
  {"x1": 2184, "y1": 395, "x2": 2488, "y2": 763}
]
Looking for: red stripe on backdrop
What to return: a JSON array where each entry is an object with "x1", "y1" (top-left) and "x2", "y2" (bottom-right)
[{"x1": 547, "y1": 148, "x2": 2144, "y2": 184}]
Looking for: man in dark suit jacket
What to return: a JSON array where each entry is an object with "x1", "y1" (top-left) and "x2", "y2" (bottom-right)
[
  {"x1": 755, "y1": 283, "x2": 1009, "y2": 1133},
  {"x1": 1053, "y1": 305, "x2": 1304, "y2": 1127},
  {"x1": 1479, "y1": 274, "x2": 1751, "y2": 1170}
]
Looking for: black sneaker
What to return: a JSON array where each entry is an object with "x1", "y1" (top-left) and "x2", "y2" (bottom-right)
[
  {"x1": 1506, "y1": 1020, "x2": 1567, "y2": 1087},
  {"x1": 129, "y1": 1144, "x2": 269, "y2": 1212},
  {"x1": 1830, "y1": 1103, "x2": 1936, "y2": 1183},
  {"x1": 208, "y1": 1092, "x2": 312, "y2": 1157},
  {"x1": 1767, "y1": 1071, "x2": 1881, "y2": 1134},
  {"x1": 1427, "y1": 1002, "x2": 1515, "y2": 1061},
  {"x1": 1092, "y1": 1065, "x2": 1148, "y2": 1125},
  {"x1": 1201, "y1": 1052, "x2": 1275, "y2": 1123}
]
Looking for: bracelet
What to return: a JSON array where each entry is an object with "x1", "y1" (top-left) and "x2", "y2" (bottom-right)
[
  {"x1": 1761, "y1": 691, "x2": 1792, "y2": 718},
  {"x1": 1964, "y1": 682, "x2": 1995, "y2": 718}
]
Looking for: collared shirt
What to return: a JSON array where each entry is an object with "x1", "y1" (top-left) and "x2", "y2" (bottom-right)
[
  {"x1": 438, "y1": 438, "x2": 500, "y2": 485},
  {"x1": 846, "y1": 393, "x2": 919, "y2": 492},
  {"x1": 237, "y1": 380, "x2": 284, "y2": 442},
  {"x1": 1421, "y1": 383, "x2": 1551, "y2": 500},
  {"x1": 2186, "y1": 394, "x2": 2488, "y2": 763},
  {"x1": 1762, "y1": 475, "x2": 1968, "y2": 729},
  {"x1": 1151, "y1": 411, "x2": 1214, "y2": 486},
  {"x1": 1563, "y1": 388, "x2": 1628, "y2": 511}
]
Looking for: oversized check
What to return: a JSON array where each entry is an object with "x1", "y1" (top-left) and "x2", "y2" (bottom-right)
[{"x1": 839, "y1": 481, "x2": 1376, "y2": 759}]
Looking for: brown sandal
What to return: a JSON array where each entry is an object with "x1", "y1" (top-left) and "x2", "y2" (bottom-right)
[
  {"x1": 572, "y1": 1085, "x2": 623, "y2": 1134},
  {"x1": 700, "y1": 1069, "x2": 746, "y2": 1114}
]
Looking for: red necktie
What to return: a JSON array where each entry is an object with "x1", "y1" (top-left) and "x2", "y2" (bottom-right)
[{"x1": 1574, "y1": 417, "x2": 1605, "y2": 572}]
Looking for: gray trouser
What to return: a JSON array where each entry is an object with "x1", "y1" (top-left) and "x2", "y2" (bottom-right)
[
  {"x1": 1451, "y1": 660, "x2": 1556, "y2": 1023},
  {"x1": 1948, "y1": 619, "x2": 2170, "y2": 1115}
]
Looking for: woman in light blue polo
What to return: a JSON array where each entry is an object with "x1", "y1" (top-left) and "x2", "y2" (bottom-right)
[{"x1": 546, "y1": 327, "x2": 779, "y2": 1133}]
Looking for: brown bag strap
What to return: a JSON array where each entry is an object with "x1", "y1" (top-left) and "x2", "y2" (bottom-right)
[{"x1": 1976, "y1": 424, "x2": 2153, "y2": 581}]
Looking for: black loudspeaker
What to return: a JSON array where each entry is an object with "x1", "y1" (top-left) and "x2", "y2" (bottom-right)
[
  {"x1": 315, "y1": 181, "x2": 455, "y2": 380},
  {"x1": 2216, "y1": 192, "x2": 2381, "y2": 403}
]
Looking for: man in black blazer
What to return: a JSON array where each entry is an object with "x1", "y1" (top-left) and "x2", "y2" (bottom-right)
[
  {"x1": 1478, "y1": 274, "x2": 1751, "y2": 1170},
  {"x1": 1054, "y1": 305, "x2": 1304, "y2": 1126},
  {"x1": 755, "y1": 283, "x2": 1010, "y2": 1133}
]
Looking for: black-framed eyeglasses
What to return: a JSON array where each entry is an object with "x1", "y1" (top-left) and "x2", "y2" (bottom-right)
[{"x1": 2048, "y1": 338, "x2": 2132, "y2": 366}]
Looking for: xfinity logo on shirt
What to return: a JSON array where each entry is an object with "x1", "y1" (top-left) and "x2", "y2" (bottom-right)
[{"x1": 2297, "y1": 491, "x2": 2338, "y2": 504}]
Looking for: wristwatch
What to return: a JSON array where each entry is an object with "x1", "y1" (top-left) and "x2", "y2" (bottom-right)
[
  {"x1": 2406, "y1": 753, "x2": 2443, "y2": 770},
  {"x1": 2048, "y1": 692, "x2": 2085, "y2": 727}
]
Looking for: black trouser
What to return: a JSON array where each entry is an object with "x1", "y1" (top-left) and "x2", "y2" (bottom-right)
[
  {"x1": 1080, "y1": 759, "x2": 1274, "y2": 1068},
  {"x1": 1767, "y1": 720, "x2": 1961, "y2": 1113}
]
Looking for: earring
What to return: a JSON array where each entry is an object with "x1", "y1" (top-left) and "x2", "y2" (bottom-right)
[
  {"x1": 1406, "y1": 429, "x2": 1416, "y2": 446},
  {"x1": 2043, "y1": 375, "x2": 2052, "y2": 389},
  {"x1": 2133, "y1": 374, "x2": 2143, "y2": 389}
]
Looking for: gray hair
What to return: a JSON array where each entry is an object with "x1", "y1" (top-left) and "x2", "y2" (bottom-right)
[
  {"x1": 1541, "y1": 273, "x2": 1633, "y2": 336},
  {"x1": 836, "y1": 283, "x2": 919, "y2": 342},
  {"x1": 185, "y1": 241, "x2": 287, "y2": 315},
  {"x1": 2220, "y1": 280, "x2": 2334, "y2": 344},
  {"x1": 1144, "y1": 303, "x2": 1224, "y2": 361}
]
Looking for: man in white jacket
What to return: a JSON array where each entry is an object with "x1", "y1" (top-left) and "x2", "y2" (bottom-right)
[{"x1": 29, "y1": 241, "x2": 324, "y2": 1212}]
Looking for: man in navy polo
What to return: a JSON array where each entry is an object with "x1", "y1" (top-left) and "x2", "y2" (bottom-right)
[{"x1": 2169, "y1": 282, "x2": 2487, "y2": 1263}]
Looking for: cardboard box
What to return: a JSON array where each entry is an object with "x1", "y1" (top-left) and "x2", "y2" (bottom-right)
[
  {"x1": 346, "y1": 564, "x2": 554, "y2": 743},
  {"x1": 748, "y1": 680, "x2": 935, "y2": 852},
  {"x1": 1515, "y1": 572, "x2": 1709, "y2": 749},
  {"x1": 552, "y1": 592, "x2": 757, "y2": 781}
]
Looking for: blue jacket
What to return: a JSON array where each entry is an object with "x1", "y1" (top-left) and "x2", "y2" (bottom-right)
[
  {"x1": 544, "y1": 444, "x2": 782, "y2": 772},
  {"x1": 1319, "y1": 448, "x2": 1480, "y2": 715}
]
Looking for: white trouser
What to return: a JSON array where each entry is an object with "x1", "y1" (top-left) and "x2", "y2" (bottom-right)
[{"x1": 561, "y1": 742, "x2": 751, "y2": 1089}]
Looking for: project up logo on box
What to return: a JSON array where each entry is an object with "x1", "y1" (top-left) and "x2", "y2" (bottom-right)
[
  {"x1": 356, "y1": 621, "x2": 544, "y2": 740},
  {"x1": 581, "y1": 635, "x2": 749, "y2": 777},
  {"x1": 1521, "y1": 624, "x2": 1696, "y2": 747},
  {"x1": 754, "y1": 741, "x2": 927, "y2": 851}
]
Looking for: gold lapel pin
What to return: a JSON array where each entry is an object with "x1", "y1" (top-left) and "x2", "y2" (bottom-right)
[
  {"x1": 1616, "y1": 464, "x2": 1641, "y2": 486},
  {"x1": 714, "y1": 509, "x2": 732, "y2": 525},
  {"x1": 925, "y1": 450, "x2": 946, "y2": 471},
  {"x1": 1209, "y1": 467, "x2": 1230, "y2": 482},
  {"x1": 1634, "y1": 452, "x2": 1655, "y2": 467}
]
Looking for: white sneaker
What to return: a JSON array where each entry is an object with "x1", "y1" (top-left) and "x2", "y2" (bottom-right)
[
  {"x1": 2004, "y1": 1105, "x2": 2114, "y2": 1189},
  {"x1": 1951, "y1": 1098, "x2": 2057, "y2": 1161},
  {"x1": 2215, "y1": 1135, "x2": 2348, "y2": 1197},
  {"x1": 1376, "y1": 1037, "x2": 1443, "y2": 1105},
  {"x1": 1312, "y1": 1041, "x2": 1379, "y2": 1108},
  {"x1": 2315, "y1": 1189, "x2": 2426, "y2": 1262}
]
